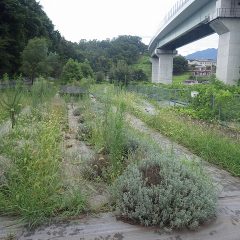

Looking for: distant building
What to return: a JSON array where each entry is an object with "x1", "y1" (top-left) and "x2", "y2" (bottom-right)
[
  {"x1": 188, "y1": 59, "x2": 216, "y2": 67},
  {"x1": 188, "y1": 59, "x2": 216, "y2": 77}
]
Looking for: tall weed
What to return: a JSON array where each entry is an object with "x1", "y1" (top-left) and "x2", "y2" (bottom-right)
[{"x1": 0, "y1": 100, "x2": 85, "y2": 227}]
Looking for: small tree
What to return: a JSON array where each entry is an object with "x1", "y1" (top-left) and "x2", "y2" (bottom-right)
[
  {"x1": 79, "y1": 60, "x2": 94, "y2": 78},
  {"x1": 132, "y1": 69, "x2": 148, "y2": 81},
  {"x1": 0, "y1": 85, "x2": 22, "y2": 128},
  {"x1": 173, "y1": 55, "x2": 188, "y2": 75},
  {"x1": 61, "y1": 59, "x2": 83, "y2": 83},
  {"x1": 109, "y1": 60, "x2": 132, "y2": 87},
  {"x1": 96, "y1": 71, "x2": 105, "y2": 83},
  {"x1": 21, "y1": 38, "x2": 48, "y2": 84}
]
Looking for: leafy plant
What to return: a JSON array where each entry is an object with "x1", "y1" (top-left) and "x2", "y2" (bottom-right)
[
  {"x1": 112, "y1": 153, "x2": 217, "y2": 229},
  {"x1": 21, "y1": 38, "x2": 49, "y2": 84},
  {"x1": 0, "y1": 88, "x2": 22, "y2": 128},
  {"x1": 61, "y1": 59, "x2": 83, "y2": 83}
]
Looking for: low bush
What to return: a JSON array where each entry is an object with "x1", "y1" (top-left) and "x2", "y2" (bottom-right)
[{"x1": 112, "y1": 153, "x2": 217, "y2": 229}]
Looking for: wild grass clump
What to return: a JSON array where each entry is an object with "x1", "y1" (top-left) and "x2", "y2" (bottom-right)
[
  {"x1": 31, "y1": 77, "x2": 56, "y2": 107},
  {"x1": 103, "y1": 101, "x2": 126, "y2": 180},
  {"x1": 77, "y1": 95, "x2": 134, "y2": 182},
  {"x1": 0, "y1": 87, "x2": 23, "y2": 128},
  {"x1": 146, "y1": 109, "x2": 240, "y2": 176},
  {"x1": 0, "y1": 99, "x2": 85, "y2": 227},
  {"x1": 84, "y1": 100, "x2": 127, "y2": 182},
  {"x1": 111, "y1": 153, "x2": 217, "y2": 230}
]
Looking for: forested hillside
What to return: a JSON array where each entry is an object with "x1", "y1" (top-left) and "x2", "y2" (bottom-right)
[
  {"x1": 0, "y1": 0, "x2": 148, "y2": 79},
  {"x1": 0, "y1": 0, "x2": 61, "y2": 75}
]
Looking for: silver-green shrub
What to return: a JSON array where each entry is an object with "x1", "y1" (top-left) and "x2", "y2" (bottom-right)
[{"x1": 111, "y1": 153, "x2": 217, "y2": 229}]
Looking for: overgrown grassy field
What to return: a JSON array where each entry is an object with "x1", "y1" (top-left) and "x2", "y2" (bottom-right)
[
  {"x1": 0, "y1": 80, "x2": 85, "y2": 227},
  {"x1": 74, "y1": 89, "x2": 217, "y2": 229},
  {"x1": 0, "y1": 79, "x2": 236, "y2": 229},
  {"x1": 92, "y1": 84, "x2": 240, "y2": 176},
  {"x1": 0, "y1": 98, "x2": 85, "y2": 227},
  {"x1": 173, "y1": 73, "x2": 191, "y2": 84}
]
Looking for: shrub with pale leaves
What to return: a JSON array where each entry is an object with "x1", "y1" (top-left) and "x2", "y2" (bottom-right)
[{"x1": 111, "y1": 153, "x2": 217, "y2": 229}]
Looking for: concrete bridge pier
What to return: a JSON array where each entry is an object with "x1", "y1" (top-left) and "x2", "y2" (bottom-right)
[
  {"x1": 150, "y1": 57, "x2": 159, "y2": 83},
  {"x1": 151, "y1": 49, "x2": 177, "y2": 84},
  {"x1": 210, "y1": 19, "x2": 240, "y2": 85}
]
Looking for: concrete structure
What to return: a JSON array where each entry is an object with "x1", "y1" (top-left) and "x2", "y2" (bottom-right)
[{"x1": 149, "y1": 0, "x2": 240, "y2": 85}]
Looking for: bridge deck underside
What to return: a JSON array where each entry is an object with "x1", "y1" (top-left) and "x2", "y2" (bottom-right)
[{"x1": 159, "y1": 23, "x2": 215, "y2": 50}]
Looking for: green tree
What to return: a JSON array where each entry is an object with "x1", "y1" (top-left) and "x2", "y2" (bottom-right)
[
  {"x1": 96, "y1": 71, "x2": 105, "y2": 83},
  {"x1": 0, "y1": 0, "x2": 58, "y2": 76},
  {"x1": 79, "y1": 60, "x2": 94, "y2": 78},
  {"x1": 47, "y1": 52, "x2": 63, "y2": 78},
  {"x1": 109, "y1": 60, "x2": 132, "y2": 86},
  {"x1": 132, "y1": 69, "x2": 148, "y2": 81},
  {"x1": 61, "y1": 59, "x2": 83, "y2": 83},
  {"x1": 21, "y1": 38, "x2": 48, "y2": 84},
  {"x1": 173, "y1": 55, "x2": 188, "y2": 75}
]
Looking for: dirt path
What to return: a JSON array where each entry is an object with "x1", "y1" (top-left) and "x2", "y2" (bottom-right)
[
  {"x1": 62, "y1": 104, "x2": 108, "y2": 211},
  {"x1": 62, "y1": 104, "x2": 95, "y2": 187}
]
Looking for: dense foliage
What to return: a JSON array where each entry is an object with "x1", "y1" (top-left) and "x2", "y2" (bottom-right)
[
  {"x1": 170, "y1": 80, "x2": 240, "y2": 122},
  {"x1": 0, "y1": 0, "x2": 148, "y2": 81},
  {"x1": 0, "y1": 0, "x2": 60, "y2": 76},
  {"x1": 173, "y1": 55, "x2": 188, "y2": 75},
  {"x1": 21, "y1": 38, "x2": 49, "y2": 83}
]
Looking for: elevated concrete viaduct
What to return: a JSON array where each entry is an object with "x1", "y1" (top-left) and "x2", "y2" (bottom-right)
[{"x1": 149, "y1": 0, "x2": 240, "y2": 85}]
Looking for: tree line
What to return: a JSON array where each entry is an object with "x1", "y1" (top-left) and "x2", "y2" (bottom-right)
[
  {"x1": 0, "y1": 0, "x2": 148, "y2": 81},
  {"x1": 0, "y1": 0, "x2": 188, "y2": 85}
]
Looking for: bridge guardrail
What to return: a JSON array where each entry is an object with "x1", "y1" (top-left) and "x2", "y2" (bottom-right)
[
  {"x1": 162, "y1": 0, "x2": 191, "y2": 26},
  {"x1": 150, "y1": 0, "x2": 192, "y2": 48},
  {"x1": 217, "y1": 8, "x2": 240, "y2": 18}
]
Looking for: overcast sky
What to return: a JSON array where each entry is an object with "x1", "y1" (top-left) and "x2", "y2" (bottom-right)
[{"x1": 39, "y1": 0, "x2": 218, "y2": 56}]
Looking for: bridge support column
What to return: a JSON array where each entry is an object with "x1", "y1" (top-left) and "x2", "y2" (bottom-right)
[
  {"x1": 151, "y1": 49, "x2": 177, "y2": 84},
  {"x1": 210, "y1": 19, "x2": 240, "y2": 85},
  {"x1": 150, "y1": 57, "x2": 159, "y2": 83}
]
